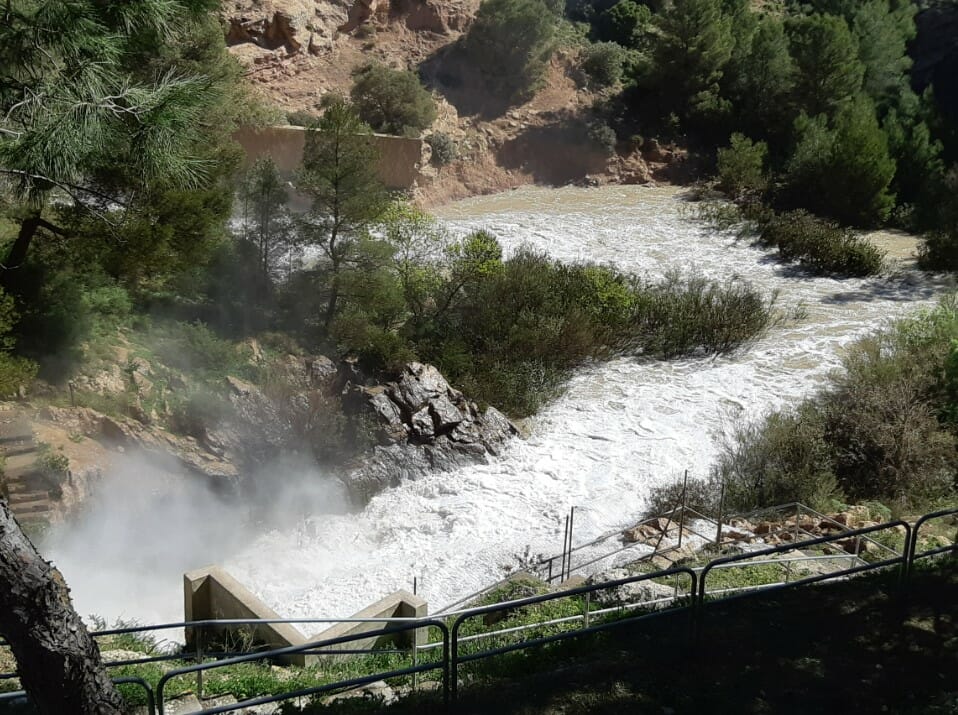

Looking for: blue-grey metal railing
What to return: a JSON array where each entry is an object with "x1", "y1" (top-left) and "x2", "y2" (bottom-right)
[
  {"x1": 1, "y1": 508, "x2": 955, "y2": 712},
  {"x1": 449, "y1": 566, "x2": 697, "y2": 700},
  {"x1": 156, "y1": 619, "x2": 450, "y2": 715},
  {"x1": 906, "y1": 507, "x2": 958, "y2": 574},
  {"x1": 0, "y1": 676, "x2": 156, "y2": 715},
  {"x1": 698, "y1": 519, "x2": 913, "y2": 607}
]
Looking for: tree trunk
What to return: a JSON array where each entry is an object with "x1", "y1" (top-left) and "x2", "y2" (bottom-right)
[
  {"x1": 0, "y1": 213, "x2": 40, "y2": 292},
  {"x1": 0, "y1": 500, "x2": 124, "y2": 714}
]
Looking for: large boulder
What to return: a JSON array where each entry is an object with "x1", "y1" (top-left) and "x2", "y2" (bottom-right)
[
  {"x1": 586, "y1": 568, "x2": 676, "y2": 608},
  {"x1": 340, "y1": 362, "x2": 518, "y2": 501}
]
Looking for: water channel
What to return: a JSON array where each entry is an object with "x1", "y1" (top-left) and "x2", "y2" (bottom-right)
[{"x1": 49, "y1": 184, "x2": 953, "y2": 627}]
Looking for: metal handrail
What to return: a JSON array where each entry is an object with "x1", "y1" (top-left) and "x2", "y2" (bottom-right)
[
  {"x1": 156, "y1": 619, "x2": 449, "y2": 714},
  {"x1": 2, "y1": 509, "x2": 955, "y2": 712},
  {"x1": 0, "y1": 676, "x2": 156, "y2": 715},
  {"x1": 699, "y1": 520, "x2": 912, "y2": 604},
  {"x1": 906, "y1": 507, "x2": 958, "y2": 576},
  {"x1": 450, "y1": 567, "x2": 697, "y2": 700}
]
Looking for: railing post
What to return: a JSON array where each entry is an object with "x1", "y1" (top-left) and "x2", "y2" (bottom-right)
[
  {"x1": 583, "y1": 591, "x2": 591, "y2": 629},
  {"x1": 411, "y1": 631, "x2": 419, "y2": 692},
  {"x1": 714, "y1": 479, "x2": 726, "y2": 546},
  {"x1": 195, "y1": 630, "x2": 204, "y2": 702},
  {"x1": 678, "y1": 470, "x2": 688, "y2": 550}
]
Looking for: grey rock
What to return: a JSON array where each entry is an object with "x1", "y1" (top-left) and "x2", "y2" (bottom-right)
[
  {"x1": 429, "y1": 394, "x2": 464, "y2": 430},
  {"x1": 342, "y1": 362, "x2": 519, "y2": 502},
  {"x1": 410, "y1": 406, "x2": 435, "y2": 438},
  {"x1": 586, "y1": 568, "x2": 676, "y2": 608}
]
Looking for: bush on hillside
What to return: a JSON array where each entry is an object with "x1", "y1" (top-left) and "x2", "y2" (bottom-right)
[
  {"x1": 581, "y1": 42, "x2": 626, "y2": 89},
  {"x1": 349, "y1": 63, "x2": 437, "y2": 136},
  {"x1": 716, "y1": 133, "x2": 768, "y2": 198},
  {"x1": 426, "y1": 132, "x2": 459, "y2": 166},
  {"x1": 714, "y1": 297, "x2": 958, "y2": 511},
  {"x1": 465, "y1": 0, "x2": 557, "y2": 102}
]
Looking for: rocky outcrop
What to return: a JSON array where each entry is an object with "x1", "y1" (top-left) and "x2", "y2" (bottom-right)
[
  {"x1": 341, "y1": 362, "x2": 518, "y2": 500},
  {"x1": 586, "y1": 568, "x2": 676, "y2": 608},
  {"x1": 338, "y1": 0, "x2": 378, "y2": 33},
  {"x1": 222, "y1": 0, "x2": 347, "y2": 57},
  {"x1": 391, "y1": 0, "x2": 479, "y2": 34}
]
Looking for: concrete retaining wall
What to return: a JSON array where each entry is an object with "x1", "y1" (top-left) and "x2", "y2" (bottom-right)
[
  {"x1": 309, "y1": 589, "x2": 428, "y2": 654},
  {"x1": 233, "y1": 125, "x2": 428, "y2": 191},
  {"x1": 183, "y1": 565, "x2": 428, "y2": 666}
]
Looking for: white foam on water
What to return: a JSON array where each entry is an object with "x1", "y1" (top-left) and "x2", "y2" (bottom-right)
[
  {"x1": 44, "y1": 185, "x2": 950, "y2": 629},
  {"x1": 222, "y1": 185, "x2": 950, "y2": 624}
]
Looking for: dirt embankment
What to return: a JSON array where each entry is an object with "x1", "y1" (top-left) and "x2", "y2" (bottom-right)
[{"x1": 220, "y1": 0, "x2": 691, "y2": 208}]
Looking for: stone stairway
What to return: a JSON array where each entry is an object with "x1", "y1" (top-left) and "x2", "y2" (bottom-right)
[{"x1": 0, "y1": 416, "x2": 54, "y2": 531}]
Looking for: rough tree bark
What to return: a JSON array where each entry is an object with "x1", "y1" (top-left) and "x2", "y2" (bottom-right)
[{"x1": 0, "y1": 499, "x2": 124, "y2": 714}]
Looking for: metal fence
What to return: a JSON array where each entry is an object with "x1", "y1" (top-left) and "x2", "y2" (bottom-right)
[{"x1": 0, "y1": 507, "x2": 954, "y2": 714}]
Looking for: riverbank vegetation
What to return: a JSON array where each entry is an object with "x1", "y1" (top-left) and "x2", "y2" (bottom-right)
[
  {"x1": 652, "y1": 295, "x2": 958, "y2": 515},
  {"x1": 1, "y1": 41, "x2": 778, "y2": 424},
  {"x1": 562, "y1": 0, "x2": 958, "y2": 268}
]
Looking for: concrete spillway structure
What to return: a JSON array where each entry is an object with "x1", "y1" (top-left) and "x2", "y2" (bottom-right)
[
  {"x1": 184, "y1": 566, "x2": 427, "y2": 665},
  {"x1": 233, "y1": 125, "x2": 429, "y2": 204}
]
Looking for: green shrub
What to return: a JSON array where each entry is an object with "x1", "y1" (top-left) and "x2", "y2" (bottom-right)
[
  {"x1": 758, "y1": 210, "x2": 885, "y2": 276},
  {"x1": 588, "y1": 121, "x2": 618, "y2": 153},
  {"x1": 643, "y1": 475, "x2": 720, "y2": 518},
  {"x1": 465, "y1": 0, "x2": 557, "y2": 102},
  {"x1": 581, "y1": 42, "x2": 625, "y2": 88},
  {"x1": 286, "y1": 110, "x2": 319, "y2": 126},
  {"x1": 714, "y1": 405, "x2": 841, "y2": 512},
  {"x1": 596, "y1": 0, "x2": 652, "y2": 46},
  {"x1": 152, "y1": 322, "x2": 252, "y2": 378},
  {"x1": 716, "y1": 133, "x2": 768, "y2": 198},
  {"x1": 168, "y1": 386, "x2": 232, "y2": 438},
  {"x1": 715, "y1": 297, "x2": 958, "y2": 511},
  {"x1": 349, "y1": 62, "x2": 437, "y2": 136},
  {"x1": 82, "y1": 283, "x2": 132, "y2": 322},
  {"x1": 629, "y1": 273, "x2": 778, "y2": 358},
  {"x1": 426, "y1": 132, "x2": 459, "y2": 166}
]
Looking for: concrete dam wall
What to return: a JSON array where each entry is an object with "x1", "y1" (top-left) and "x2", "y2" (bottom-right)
[{"x1": 233, "y1": 125, "x2": 429, "y2": 191}]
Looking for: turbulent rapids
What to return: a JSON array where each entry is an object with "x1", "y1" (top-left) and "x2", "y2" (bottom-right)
[{"x1": 51, "y1": 185, "x2": 952, "y2": 626}]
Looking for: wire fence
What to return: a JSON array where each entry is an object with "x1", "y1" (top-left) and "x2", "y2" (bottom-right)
[{"x1": 0, "y1": 507, "x2": 954, "y2": 714}]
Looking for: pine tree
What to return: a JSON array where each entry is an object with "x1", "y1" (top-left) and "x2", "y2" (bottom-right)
[
  {"x1": 649, "y1": 0, "x2": 734, "y2": 120},
  {"x1": 0, "y1": 0, "x2": 223, "y2": 285},
  {"x1": 786, "y1": 14, "x2": 864, "y2": 117},
  {"x1": 296, "y1": 96, "x2": 390, "y2": 333}
]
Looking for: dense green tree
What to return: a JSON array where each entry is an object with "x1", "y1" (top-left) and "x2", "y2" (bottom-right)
[
  {"x1": 647, "y1": 0, "x2": 734, "y2": 120},
  {"x1": 784, "y1": 99, "x2": 896, "y2": 226},
  {"x1": 581, "y1": 42, "x2": 627, "y2": 88},
  {"x1": 349, "y1": 63, "x2": 437, "y2": 137},
  {"x1": 717, "y1": 133, "x2": 768, "y2": 197},
  {"x1": 296, "y1": 96, "x2": 390, "y2": 334},
  {"x1": 0, "y1": 0, "x2": 224, "y2": 287},
  {"x1": 785, "y1": 14, "x2": 864, "y2": 117},
  {"x1": 465, "y1": 0, "x2": 557, "y2": 102},
  {"x1": 883, "y1": 91, "x2": 945, "y2": 219},
  {"x1": 596, "y1": 0, "x2": 652, "y2": 46},
  {"x1": 851, "y1": 0, "x2": 915, "y2": 107},
  {"x1": 238, "y1": 157, "x2": 293, "y2": 280},
  {"x1": 722, "y1": 15, "x2": 796, "y2": 142}
]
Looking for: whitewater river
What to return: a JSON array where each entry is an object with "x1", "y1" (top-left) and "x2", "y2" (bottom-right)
[{"x1": 49, "y1": 185, "x2": 953, "y2": 631}]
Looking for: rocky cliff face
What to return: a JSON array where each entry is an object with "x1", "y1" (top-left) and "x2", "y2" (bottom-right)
[
  {"x1": 341, "y1": 362, "x2": 519, "y2": 500},
  {"x1": 3, "y1": 358, "x2": 517, "y2": 520}
]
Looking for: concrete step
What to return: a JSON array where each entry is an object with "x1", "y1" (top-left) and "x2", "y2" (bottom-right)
[
  {"x1": 3, "y1": 481, "x2": 32, "y2": 495},
  {"x1": 4, "y1": 453, "x2": 39, "y2": 473},
  {"x1": 8, "y1": 490, "x2": 49, "y2": 505},
  {"x1": 9, "y1": 501, "x2": 51, "y2": 515},
  {"x1": 1, "y1": 444, "x2": 37, "y2": 457}
]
